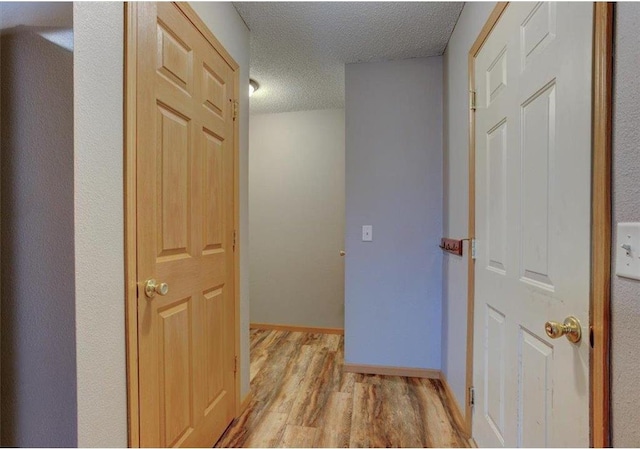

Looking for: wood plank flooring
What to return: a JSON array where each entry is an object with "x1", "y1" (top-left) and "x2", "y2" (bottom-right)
[{"x1": 215, "y1": 329, "x2": 468, "y2": 448}]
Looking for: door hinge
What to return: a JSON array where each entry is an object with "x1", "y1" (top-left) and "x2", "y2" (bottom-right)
[
  {"x1": 232, "y1": 99, "x2": 239, "y2": 121},
  {"x1": 234, "y1": 355, "x2": 238, "y2": 374},
  {"x1": 469, "y1": 90, "x2": 477, "y2": 111},
  {"x1": 233, "y1": 230, "x2": 237, "y2": 252},
  {"x1": 469, "y1": 386, "x2": 475, "y2": 407},
  {"x1": 471, "y1": 238, "x2": 477, "y2": 260}
]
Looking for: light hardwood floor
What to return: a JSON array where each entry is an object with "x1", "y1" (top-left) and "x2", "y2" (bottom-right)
[{"x1": 215, "y1": 329, "x2": 468, "y2": 448}]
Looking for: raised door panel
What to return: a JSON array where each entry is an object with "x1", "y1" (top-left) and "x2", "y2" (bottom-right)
[
  {"x1": 486, "y1": 119, "x2": 508, "y2": 274},
  {"x1": 517, "y1": 328, "x2": 553, "y2": 447},
  {"x1": 520, "y1": 2, "x2": 556, "y2": 70},
  {"x1": 202, "y1": 63, "x2": 227, "y2": 119},
  {"x1": 156, "y1": 104, "x2": 193, "y2": 260},
  {"x1": 159, "y1": 299, "x2": 196, "y2": 447},
  {"x1": 520, "y1": 82, "x2": 556, "y2": 291},
  {"x1": 483, "y1": 306, "x2": 506, "y2": 446},
  {"x1": 203, "y1": 288, "x2": 226, "y2": 413},
  {"x1": 202, "y1": 130, "x2": 224, "y2": 255},
  {"x1": 157, "y1": 19, "x2": 193, "y2": 93}
]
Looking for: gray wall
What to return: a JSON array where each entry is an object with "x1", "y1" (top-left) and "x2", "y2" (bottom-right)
[
  {"x1": 0, "y1": 29, "x2": 76, "y2": 447},
  {"x1": 249, "y1": 109, "x2": 345, "y2": 328},
  {"x1": 442, "y1": 1, "x2": 496, "y2": 412},
  {"x1": 612, "y1": 3, "x2": 640, "y2": 445},
  {"x1": 344, "y1": 57, "x2": 443, "y2": 369}
]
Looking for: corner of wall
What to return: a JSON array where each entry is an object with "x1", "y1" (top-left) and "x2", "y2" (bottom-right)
[
  {"x1": 441, "y1": 0, "x2": 496, "y2": 415},
  {"x1": 73, "y1": 3, "x2": 126, "y2": 446}
]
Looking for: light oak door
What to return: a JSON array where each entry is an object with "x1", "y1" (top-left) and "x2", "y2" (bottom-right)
[
  {"x1": 473, "y1": 2, "x2": 592, "y2": 447},
  {"x1": 136, "y1": 3, "x2": 237, "y2": 447}
]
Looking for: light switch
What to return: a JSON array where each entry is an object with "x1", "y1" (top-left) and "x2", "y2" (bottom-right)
[
  {"x1": 362, "y1": 225, "x2": 373, "y2": 242},
  {"x1": 616, "y1": 222, "x2": 640, "y2": 280}
]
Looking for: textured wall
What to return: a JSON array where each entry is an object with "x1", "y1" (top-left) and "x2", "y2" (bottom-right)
[
  {"x1": 249, "y1": 109, "x2": 345, "y2": 328},
  {"x1": 0, "y1": 28, "x2": 76, "y2": 447},
  {"x1": 611, "y1": 4, "x2": 640, "y2": 445},
  {"x1": 344, "y1": 57, "x2": 443, "y2": 369},
  {"x1": 189, "y1": 1, "x2": 251, "y2": 401},
  {"x1": 73, "y1": 3, "x2": 126, "y2": 446},
  {"x1": 442, "y1": 1, "x2": 496, "y2": 412}
]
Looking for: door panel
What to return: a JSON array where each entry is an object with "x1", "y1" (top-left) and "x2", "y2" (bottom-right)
[
  {"x1": 473, "y1": 3, "x2": 592, "y2": 447},
  {"x1": 520, "y1": 81, "x2": 555, "y2": 290},
  {"x1": 483, "y1": 305, "x2": 505, "y2": 444},
  {"x1": 159, "y1": 299, "x2": 195, "y2": 446},
  {"x1": 156, "y1": 104, "x2": 192, "y2": 258},
  {"x1": 136, "y1": 3, "x2": 237, "y2": 447},
  {"x1": 518, "y1": 328, "x2": 552, "y2": 447},
  {"x1": 486, "y1": 120, "x2": 507, "y2": 274}
]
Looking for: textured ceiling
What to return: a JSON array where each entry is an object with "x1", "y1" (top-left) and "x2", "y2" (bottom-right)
[{"x1": 233, "y1": 2, "x2": 463, "y2": 114}]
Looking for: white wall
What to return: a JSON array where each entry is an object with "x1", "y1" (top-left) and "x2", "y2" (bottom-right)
[
  {"x1": 0, "y1": 26, "x2": 76, "y2": 447},
  {"x1": 344, "y1": 57, "x2": 443, "y2": 369},
  {"x1": 612, "y1": 3, "x2": 640, "y2": 445},
  {"x1": 73, "y1": 2, "x2": 250, "y2": 446},
  {"x1": 249, "y1": 109, "x2": 345, "y2": 328},
  {"x1": 441, "y1": 1, "x2": 495, "y2": 411},
  {"x1": 73, "y1": 3, "x2": 126, "y2": 446}
]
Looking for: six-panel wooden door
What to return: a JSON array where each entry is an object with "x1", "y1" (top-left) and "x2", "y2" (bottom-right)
[{"x1": 135, "y1": 3, "x2": 237, "y2": 446}]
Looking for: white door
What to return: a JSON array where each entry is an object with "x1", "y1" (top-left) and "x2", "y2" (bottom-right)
[{"x1": 473, "y1": 2, "x2": 592, "y2": 447}]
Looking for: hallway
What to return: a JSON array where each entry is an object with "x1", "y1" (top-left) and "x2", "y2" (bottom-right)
[{"x1": 216, "y1": 329, "x2": 468, "y2": 448}]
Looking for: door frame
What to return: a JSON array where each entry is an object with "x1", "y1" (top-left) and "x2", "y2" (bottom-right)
[
  {"x1": 124, "y1": 3, "x2": 242, "y2": 446},
  {"x1": 465, "y1": 3, "x2": 613, "y2": 446}
]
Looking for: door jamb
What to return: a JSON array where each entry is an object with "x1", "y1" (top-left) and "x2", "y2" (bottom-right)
[
  {"x1": 465, "y1": 3, "x2": 613, "y2": 446},
  {"x1": 124, "y1": 3, "x2": 242, "y2": 447}
]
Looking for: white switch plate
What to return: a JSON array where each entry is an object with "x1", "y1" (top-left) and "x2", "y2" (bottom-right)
[
  {"x1": 616, "y1": 222, "x2": 640, "y2": 280},
  {"x1": 362, "y1": 225, "x2": 373, "y2": 242}
]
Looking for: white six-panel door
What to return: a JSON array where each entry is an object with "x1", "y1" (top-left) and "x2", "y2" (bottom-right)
[{"x1": 473, "y1": 3, "x2": 592, "y2": 447}]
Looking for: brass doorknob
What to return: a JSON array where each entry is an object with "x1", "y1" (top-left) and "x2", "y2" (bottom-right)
[
  {"x1": 544, "y1": 316, "x2": 582, "y2": 343},
  {"x1": 144, "y1": 279, "x2": 169, "y2": 299},
  {"x1": 340, "y1": 250, "x2": 346, "y2": 256}
]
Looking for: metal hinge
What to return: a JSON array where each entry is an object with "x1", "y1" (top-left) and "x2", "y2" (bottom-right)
[
  {"x1": 233, "y1": 230, "x2": 237, "y2": 252},
  {"x1": 469, "y1": 90, "x2": 477, "y2": 111},
  {"x1": 232, "y1": 100, "x2": 239, "y2": 120},
  {"x1": 471, "y1": 238, "x2": 477, "y2": 260},
  {"x1": 469, "y1": 386, "x2": 475, "y2": 407},
  {"x1": 234, "y1": 356, "x2": 238, "y2": 374}
]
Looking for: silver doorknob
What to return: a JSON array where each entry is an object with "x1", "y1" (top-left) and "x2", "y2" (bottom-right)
[{"x1": 144, "y1": 279, "x2": 169, "y2": 299}]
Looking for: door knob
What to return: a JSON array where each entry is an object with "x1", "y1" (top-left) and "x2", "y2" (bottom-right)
[
  {"x1": 544, "y1": 316, "x2": 582, "y2": 343},
  {"x1": 144, "y1": 279, "x2": 169, "y2": 299},
  {"x1": 340, "y1": 250, "x2": 346, "y2": 256}
]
